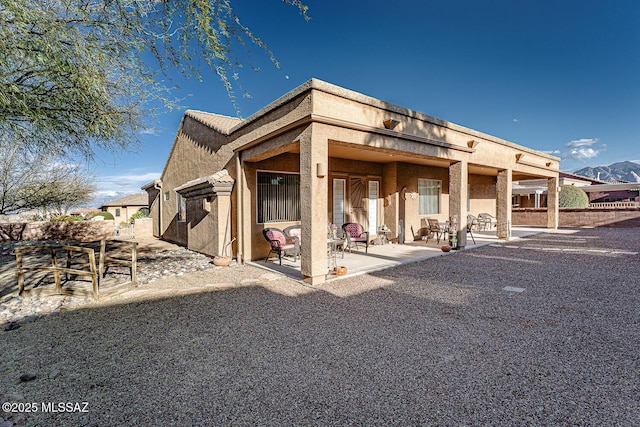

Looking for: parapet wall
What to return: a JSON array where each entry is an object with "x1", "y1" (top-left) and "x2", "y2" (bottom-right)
[{"x1": 513, "y1": 208, "x2": 640, "y2": 228}]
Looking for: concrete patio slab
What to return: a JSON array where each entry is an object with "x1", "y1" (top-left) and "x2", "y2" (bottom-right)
[{"x1": 251, "y1": 226, "x2": 566, "y2": 282}]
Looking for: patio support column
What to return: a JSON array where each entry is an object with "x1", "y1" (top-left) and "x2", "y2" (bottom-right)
[
  {"x1": 299, "y1": 124, "x2": 329, "y2": 285},
  {"x1": 211, "y1": 189, "x2": 233, "y2": 257},
  {"x1": 449, "y1": 161, "x2": 468, "y2": 231},
  {"x1": 235, "y1": 152, "x2": 245, "y2": 263},
  {"x1": 496, "y1": 169, "x2": 512, "y2": 239},
  {"x1": 383, "y1": 163, "x2": 400, "y2": 242},
  {"x1": 238, "y1": 153, "x2": 252, "y2": 263},
  {"x1": 547, "y1": 176, "x2": 559, "y2": 229}
]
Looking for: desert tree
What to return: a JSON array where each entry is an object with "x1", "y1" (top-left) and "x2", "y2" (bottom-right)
[{"x1": 0, "y1": 0, "x2": 308, "y2": 158}]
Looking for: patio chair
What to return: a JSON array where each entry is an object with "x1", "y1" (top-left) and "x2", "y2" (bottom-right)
[
  {"x1": 425, "y1": 218, "x2": 446, "y2": 244},
  {"x1": 283, "y1": 225, "x2": 302, "y2": 245},
  {"x1": 262, "y1": 227, "x2": 300, "y2": 265},
  {"x1": 342, "y1": 223, "x2": 369, "y2": 253},
  {"x1": 412, "y1": 225, "x2": 430, "y2": 241},
  {"x1": 467, "y1": 214, "x2": 480, "y2": 231},
  {"x1": 466, "y1": 216, "x2": 476, "y2": 244},
  {"x1": 478, "y1": 213, "x2": 497, "y2": 230}
]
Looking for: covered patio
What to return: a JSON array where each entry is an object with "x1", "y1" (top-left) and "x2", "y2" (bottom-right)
[
  {"x1": 235, "y1": 80, "x2": 560, "y2": 285},
  {"x1": 251, "y1": 226, "x2": 546, "y2": 282}
]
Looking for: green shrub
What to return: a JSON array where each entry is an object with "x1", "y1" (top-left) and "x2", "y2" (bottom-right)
[
  {"x1": 50, "y1": 215, "x2": 81, "y2": 222},
  {"x1": 86, "y1": 211, "x2": 114, "y2": 220},
  {"x1": 559, "y1": 185, "x2": 589, "y2": 208},
  {"x1": 129, "y1": 210, "x2": 148, "y2": 223}
]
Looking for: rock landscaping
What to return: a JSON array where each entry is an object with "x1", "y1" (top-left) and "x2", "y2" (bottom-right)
[{"x1": 0, "y1": 240, "x2": 294, "y2": 328}]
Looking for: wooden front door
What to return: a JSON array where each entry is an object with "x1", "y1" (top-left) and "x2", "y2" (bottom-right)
[{"x1": 349, "y1": 176, "x2": 368, "y2": 228}]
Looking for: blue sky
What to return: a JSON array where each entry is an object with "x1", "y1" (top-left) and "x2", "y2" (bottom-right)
[{"x1": 90, "y1": 0, "x2": 640, "y2": 204}]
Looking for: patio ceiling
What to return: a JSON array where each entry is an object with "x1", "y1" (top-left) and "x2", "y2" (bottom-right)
[{"x1": 328, "y1": 141, "x2": 452, "y2": 169}]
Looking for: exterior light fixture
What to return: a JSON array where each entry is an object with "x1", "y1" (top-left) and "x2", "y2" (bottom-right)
[{"x1": 316, "y1": 163, "x2": 327, "y2": 178}]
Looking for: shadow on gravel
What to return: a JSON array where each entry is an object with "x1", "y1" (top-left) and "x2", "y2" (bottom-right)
[{"x1": 2, "y1": 228, "x2": 640, "y2": 426}]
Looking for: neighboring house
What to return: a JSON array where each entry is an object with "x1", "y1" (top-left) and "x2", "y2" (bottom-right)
[
  {"x1": 143, "y1": 79, "x2": 559, "y2": 284},
  {"x1": 514, "y1": 172, "x2": 640, "y2": 207},
  {"x1": 100, "y1": 194, "x2": 149, "y2": 223},
  {"x1": 586, "y1": 184, "x2": 640, "y2": 205}
]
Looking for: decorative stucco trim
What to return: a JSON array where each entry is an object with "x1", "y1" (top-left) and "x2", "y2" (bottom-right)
[
  {"x1": 174, "y1": 169, "x2": 235, "y2": 198},
  {"x1": 516, "y1": 157, "x2": 561, "y2": 173},
  {"x1": 234, "y1": 114, "x2": 475, "y2": 155},
  {"x1": 228, "y1": 78, "x2": 559, "y2": 163},
  {"x1": 310, "y1": 114, "x2": 476, "y2": 153}
]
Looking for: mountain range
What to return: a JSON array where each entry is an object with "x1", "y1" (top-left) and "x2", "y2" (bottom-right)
[{"x1": 573, "y1": 161, "x2": 640, "y2": 183}]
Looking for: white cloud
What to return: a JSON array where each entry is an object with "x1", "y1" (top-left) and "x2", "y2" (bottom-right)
[
  {"x1": 542, "y1": 149, "x2": 561, "y2": 155},
  {"x1": 93, "y1": 189, "x2": 121, "y2": 197},
  {"x1": 102, "y1": 172, "x2": 161, "y2": 184},
  {"x1": 567, "y1": 138, "x2": 599, "y2": 147},
  {"x1": 139, "y1": 128, "x2": 158, "y2": 135},
  {"x1": 512, "y1": 118, "x2": 520, "y2": 123},
  {"x1": 557, "y1": 138, "x2": 605, "y2": 162},
  {"x1": 98, "y1": 171, "x2": 161, "y2": 194},
  {"x1": 566, "y1": 147, "x2": 602, "y2": 161}
]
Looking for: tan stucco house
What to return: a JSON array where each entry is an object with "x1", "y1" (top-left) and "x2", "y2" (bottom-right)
[
  {"x1": 143, "y1": 79, "x2": 560, "y2": 284},
  {"x1": 100, "y1": 193, "x2": 149, "y2": 224}
]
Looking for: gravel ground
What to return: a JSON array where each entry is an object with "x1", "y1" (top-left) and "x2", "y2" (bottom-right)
[{"x1": 1, "y1": 228, "x2": 639, "y2": 426}]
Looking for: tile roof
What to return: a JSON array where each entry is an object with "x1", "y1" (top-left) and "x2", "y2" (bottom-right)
[
  {"x1": 184, "y1": 111, "x2": 242, "y2": 134},
  {"x1": 100, "y1": 193, "x2": 148, "y2": 207}
]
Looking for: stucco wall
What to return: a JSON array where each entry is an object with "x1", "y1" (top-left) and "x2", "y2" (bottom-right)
[
  {"x1": 469, "y1": 175, "x2": 497, "y2": 215},
  {"x1": 0, "y1": 219, "x2": 154, "y2": 242},
  {"x1": 397, "y1": 163, "x2": 449, "y2": 236},
  {"x1": 157, "y1": 91, "x2": 314, "y2": 253},
  {"x1": 159, "y1": 116, "x2": 236, "y2": 245},
  {"x1": 244, "y1": 153, "x2": 301, "y2": 260},
  {"x1": 512, "y1": 208, "x2": 640, "y2": 227},
  {"x1": 180, "y1": 194, "x2": 232, "y2": 257},
  {"x1": 0, "y1": 220, "x2": 115, "y2": 242},
  {"x1": 133, "y1": 218, "x2": 154, "y2": 239}
]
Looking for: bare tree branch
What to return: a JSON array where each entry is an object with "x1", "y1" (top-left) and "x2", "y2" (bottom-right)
[{"x1": 0, "y1": 141, "x2": 96, "y2": 216}]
